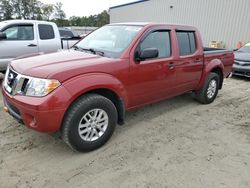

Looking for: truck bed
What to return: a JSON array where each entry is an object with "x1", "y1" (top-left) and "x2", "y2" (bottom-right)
[
  {"x1": 203, "y1": 47, "x2": 234, "y2": 77},
  {"x1": 61, "y1": 37, "x2": 81, "y2": 49},
  {"x1": 203, "y1": 47, "x2": 232, "y2": 55}
]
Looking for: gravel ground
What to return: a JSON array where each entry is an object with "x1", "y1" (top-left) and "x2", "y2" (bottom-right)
[{"x1": 0, "y1": 73, "x2": 250, "y2": 188}]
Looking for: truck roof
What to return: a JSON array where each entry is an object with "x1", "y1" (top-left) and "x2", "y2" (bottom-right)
[
  {"x1": 0, "y1": 19, "x2": 56, "y2": 29},
  {"x1": 109, "y1": 22, "x2": 197, "y2": 31}
]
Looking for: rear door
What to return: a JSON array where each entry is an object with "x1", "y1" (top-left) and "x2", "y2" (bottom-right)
[
  {"x1": 37, "y1": 23, "x2": 61, "y2": 53},
  {"x1": 0, "y1": 24, "x2": 38, "y2": 69},
  {"x1": 174, "y1": 31, "x2": 203, "y2": 92},
  {"x1": 128, "y1": 29, "x2": 176, "y2": 107}
]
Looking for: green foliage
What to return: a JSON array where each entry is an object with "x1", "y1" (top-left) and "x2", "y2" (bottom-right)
[
  {"x1": 52, "y1": 2, "x2": 66, "y2": 26},
  {"x1": 0, "y1": 0, "x2": 109, "y2": 27},
  {"x1": 69, "y1": 10, "x2": 110, "y2": 27},
  {"x1": 0, "y1": 0, "x2": 14, "y2": 20},
  {"x1": 0, "y1": 0, "x2": 53, "y2": 20},
  {"x1": 41, "y1": 4, "x2": 54, "y2": 20}
]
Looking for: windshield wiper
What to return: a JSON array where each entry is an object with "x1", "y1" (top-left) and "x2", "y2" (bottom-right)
[
  {"x1": 72, "y1": 45, "x2": 84, "y2": 51},
  {"x1": 73, "y1": 46, "x2": 104, "y2": 56},
  {"x1": 83, "y1": 48, "x2": 105, "y2": 56}
]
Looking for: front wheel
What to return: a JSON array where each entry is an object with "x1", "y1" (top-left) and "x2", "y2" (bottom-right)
[
  {"x1": 62, "y1": 94, "x2": 118, "y2": 152},
  {"x1": 195, "y1": 72, "x2": 220, "y2": 104}
]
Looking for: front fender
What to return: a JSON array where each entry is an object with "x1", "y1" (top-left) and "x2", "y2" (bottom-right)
[
  {"x1": 196, "y1": 59, "x2": 224, "y2": 91},
  {"x1": 62, "y1": 73, "x2": 128, "y2": 108}
]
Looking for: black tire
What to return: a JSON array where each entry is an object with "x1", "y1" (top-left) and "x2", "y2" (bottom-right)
[
  {"x1": 195, "y1": 72, "x2": 220, "y2": 104},
  {"x1": 62, "y1": 94, "x2": 118, "y2": 152}
]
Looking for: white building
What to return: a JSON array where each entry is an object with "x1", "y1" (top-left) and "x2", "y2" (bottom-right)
[{"x1": 110, "y1": 0, "x2": 250, "y2": 49}]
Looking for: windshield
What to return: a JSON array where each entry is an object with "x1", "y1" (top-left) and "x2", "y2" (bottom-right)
[
  {"x1": 75, "y1": 25, "x2": 143, "y2": 58},
  {"x1": 238, "y1": 43, "x2": 250, "y2": 53}
]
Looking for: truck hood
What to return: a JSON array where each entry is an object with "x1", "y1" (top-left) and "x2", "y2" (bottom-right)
[
  {"x1": 234, "y1": 51, "x2": 250, "y2": 62},
  {"x1": 11, "y1": 50, "x2": 118, "y2": 82}
]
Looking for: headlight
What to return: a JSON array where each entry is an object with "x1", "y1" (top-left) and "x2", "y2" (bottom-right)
[{"x1": 26, "y1": 78, "x2": 61, "y2": 97}]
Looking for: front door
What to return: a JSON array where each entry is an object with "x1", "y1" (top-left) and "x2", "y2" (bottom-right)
[
  {"x1": 128, "y1": 29, "x2": 176, "y2": 108},
  {"x1": 0, "y1": 24, "x2": 38, "y2": 69}
]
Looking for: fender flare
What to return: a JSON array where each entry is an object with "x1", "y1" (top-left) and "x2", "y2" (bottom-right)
[
  {"x1": 62, "y1": 73, "x2": 128, "y2": 109},
  {"x1": 196, "y1": 59, "x2": 224, "y2": 91}
]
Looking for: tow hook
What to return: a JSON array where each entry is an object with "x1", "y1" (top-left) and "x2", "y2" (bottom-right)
[{"x1": 3, "y1": 106, "x2": 9, "y2": 113}]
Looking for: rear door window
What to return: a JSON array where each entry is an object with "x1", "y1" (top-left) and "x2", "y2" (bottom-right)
[
  {"x1": 38, "y1": 24, "x2": 55, "y2": 40},
  {"x1": 176, "y1": 31, "x2": 197, "y2": 56}
]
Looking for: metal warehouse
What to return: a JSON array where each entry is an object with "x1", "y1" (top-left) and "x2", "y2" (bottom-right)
[{"x1": 109, "y1": 0, "x2": 250, "y2": 49}]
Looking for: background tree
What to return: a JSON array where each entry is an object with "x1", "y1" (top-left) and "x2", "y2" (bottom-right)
[
  {"x1": 96, "y1": 10, "x2": 109, "y2": 27},
  {"x1": 68, "y1": 11, "x2": 109, "y2": 27},
  {"x1": 41, "y1": 4, "x2": 54, "y2": 20},
  {"x1": 0, "y1": 0, "x2": 110, "y2": 27},
  {"x1": 53, "y1": 2, "x2": 66, "y2": 26},
  {"x1": 11, "y1": 0, "x2": 44, "y2": 19},
  {"x1": 0, "y1": 0, "x2": 14, "y2": 20},
  {"x1": 69, "y1": 16, "x2": 82, "y2": 26}
]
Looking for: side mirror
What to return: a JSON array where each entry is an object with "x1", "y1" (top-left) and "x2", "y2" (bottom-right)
[
  {"x1": 0, "y1": 32, "x2": 7, "y2": 40},
  {"x1": 136, "y1": 48, "x2": 159, "y2": 62},
  {"x1": 233, "y1": 49, "x2": 238, "y2": 52}
]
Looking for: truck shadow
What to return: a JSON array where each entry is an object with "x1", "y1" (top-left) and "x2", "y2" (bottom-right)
[
  {"x1": 42, "y1": 93, "x2": 199, "y2": 154},
  {"x1": 114, "y1": 92, "x2": 199, "y2": 136}
]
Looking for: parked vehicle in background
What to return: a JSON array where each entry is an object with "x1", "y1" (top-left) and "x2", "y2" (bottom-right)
[
  {"x1": 59, "y1": 27, "x2": 82, "y2": 49},
  {"x1": 232, "y1": 43, "x2": 250, "y2": 78},
  {"x1": 59, "y1": 27, "x2": 80, "y2": 39},
  {"x1": 0, "y1": 20, "x2": 81, "y2": 73},
  {"x1": 2, "y1": 23, "x2": 234, "y2": 152}
]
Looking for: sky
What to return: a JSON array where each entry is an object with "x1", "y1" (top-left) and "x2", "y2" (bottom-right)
[{"x1": 41, "y1": 0, "x2": 136, "y2": 18}]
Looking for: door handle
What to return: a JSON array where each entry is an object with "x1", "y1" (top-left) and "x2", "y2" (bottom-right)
[
  {"x1": 27, "y1": 44, "x2": 37, "y2": 47},
  {"x1": 168, "y1": 62, "x2": 175, "y2": 69},
  {"x1": 194, "y1": 59, "x2": 202, "y2": 64}
]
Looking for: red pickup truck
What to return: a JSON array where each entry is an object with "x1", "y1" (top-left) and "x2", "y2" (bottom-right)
[{"x1": 2, "y1": 23, "x2": 233, "y2": 152}]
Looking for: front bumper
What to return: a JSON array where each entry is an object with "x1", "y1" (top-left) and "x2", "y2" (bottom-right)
[
  {"x1": 232, "y1": 64, "x2": 250, "y2": 78},
  {"x1": 1, "y1": 83, "x2": 71, "y2": 133}
]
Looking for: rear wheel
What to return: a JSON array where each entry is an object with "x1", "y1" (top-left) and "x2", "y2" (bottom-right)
[
  {"x1": 62, "y1": 94, "x2": 117, "y2": 152},
  {"x1": 195, "y1": 72, "x2": 219, "y2": 104}
]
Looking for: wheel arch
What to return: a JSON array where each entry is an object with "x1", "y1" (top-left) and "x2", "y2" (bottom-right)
[
  {"x1": 197, "y1": 59, "x2": 224, "y2": 91},
  {"x1": 210, "y1": 67, "x2": 224, "y2": 89},
  {"x1": 63, "y1": 87, "x2": 125, "y2": 127},
  {"x1": 86, "y1": 88, "x2": 125, "y2": 125},
  {"x1": 62, "y1": 73, "x2": 128, "y2": 127}
]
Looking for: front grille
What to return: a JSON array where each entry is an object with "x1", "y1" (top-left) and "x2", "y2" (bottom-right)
[
  {"x1": 235, "y1": 59, "x2": 250, "y2": 62},
  {"x1": 233, "y1": 70, "x2": 250, "y2": 77},
  {"x1": 242, "y1": 63, "x2": 250, "y2": 66},
  {"x1": 7, "y1": 69, "x2": 18, "y2": 88},
  {"x1": 4, "y1": 67, "x2": 30, "y2": 95},
  {"x1": 234, "y1": 61, "x2": 250, "y2": 66},
  {"x1": 234, "y1": 71, "x2": 244, "y2": 75}
]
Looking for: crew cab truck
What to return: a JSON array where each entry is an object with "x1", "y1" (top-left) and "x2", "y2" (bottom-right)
[
  {"x1": 0, "y1": 20, "x2": 80, "y2": 73},
  {"x1": 2, "y1": 23, "x2": 234, "y2": 152}
]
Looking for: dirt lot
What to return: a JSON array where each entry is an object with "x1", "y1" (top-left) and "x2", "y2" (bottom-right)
[{"x1": 0, "y1": 73, "x2": 250, "y2": 188}]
